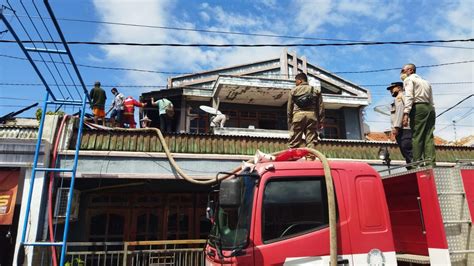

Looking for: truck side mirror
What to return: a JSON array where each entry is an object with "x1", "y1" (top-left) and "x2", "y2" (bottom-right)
[{"x1": 219, "y1": 177, "x2": 242, "y2": 207}]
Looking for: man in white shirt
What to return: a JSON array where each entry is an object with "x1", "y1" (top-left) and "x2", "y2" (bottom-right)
[
  {"x1": 401, "y1": 63, "x2": 436, "y2": 167},
  {"x1": 107, "y1": 87, "x2": 124, "y2": 127}
]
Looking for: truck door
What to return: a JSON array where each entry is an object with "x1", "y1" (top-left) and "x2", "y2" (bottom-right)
[{"x1": 252, "y1": 171, "x2": 353, "y2": 265}]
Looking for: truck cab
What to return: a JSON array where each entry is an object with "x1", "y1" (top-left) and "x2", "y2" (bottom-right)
[{"x1": 205, "y1": 160, "x2": 397, "y2": 265}]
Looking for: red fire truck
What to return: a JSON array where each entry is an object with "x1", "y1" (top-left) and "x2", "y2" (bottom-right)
[{"x1": 204, "y1": 149, "x2": 474, "y2": 265}]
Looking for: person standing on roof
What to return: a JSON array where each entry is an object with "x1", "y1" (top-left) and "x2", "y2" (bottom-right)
[
  {"x1": 151, "y1": 97, "x2": 174, "y2": 133},
  {"x1": 123, "y1": 96, "x2": 144, "y2": 128},
  {"x1": 387, "y1": 82, "x2": 413, "y2": 165},
  {"x1": 107, "y1": 87, "x2": 125, "y2": 127},
  {"x1": 287, "y1": 73, "x2": 324, "y2": 157},
  {"x1": 89, "y1": 81, "x2": 107, "y2": 126},
  {"x1": 401, "y1": 63, "x2": 436, "y2": 167}
]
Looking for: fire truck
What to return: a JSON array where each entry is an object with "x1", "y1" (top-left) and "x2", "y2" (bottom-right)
[{"x1": 204, "y1": 148, "x2": 474, "y2": 265}]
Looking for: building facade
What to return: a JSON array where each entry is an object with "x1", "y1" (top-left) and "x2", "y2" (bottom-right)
[
  {"x1": 2, "y1": 51, "x2": 473, "y2": 265},
  {"x1": 3, "y1": 116, "x2": 473, "y2": 265},
  {"x1": 141, "y1": 50, "x2": 370, "y2": 140}
]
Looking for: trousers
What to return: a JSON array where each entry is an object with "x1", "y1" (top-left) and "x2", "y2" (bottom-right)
[
  {"x1": 409, "y1": 103, "x2": 436, "y2": 167},
  {"x1": 395, "y1": 128, "x2": 413, "y2": 164},
  {"x1": 288, "y1": 111, "x2": 318, "y2": 149}
]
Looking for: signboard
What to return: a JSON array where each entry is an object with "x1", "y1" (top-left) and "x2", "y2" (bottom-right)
[{"x1": 0, "y1": 169, "x2": 20, "y2": 225}]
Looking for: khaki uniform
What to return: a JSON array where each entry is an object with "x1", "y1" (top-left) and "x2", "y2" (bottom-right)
[
  {"x1": 287, "y1": 82, "x2": 324, "y2": 149},
  {"x1": 391, "y1": 93, "x2": 413, "y2": 164},
  {"x1": 403, "y1": 74, "x2": 436, "y2": 166}
]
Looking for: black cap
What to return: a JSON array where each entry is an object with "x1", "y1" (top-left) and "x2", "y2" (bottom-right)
[{"x1": 386, "y1": 82, "x2": 403, "y2": 90}]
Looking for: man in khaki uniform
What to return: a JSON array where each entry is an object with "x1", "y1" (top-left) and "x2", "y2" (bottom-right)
[
  {"x1": 287, "y1": 73, "x2": 324, "y2": 151},
  {"x1": 387, "y1": 82, "x2": 413, "y2": 165},
  {"x1": 401, "y1": 63, "x2": 436, "y2": 167}
]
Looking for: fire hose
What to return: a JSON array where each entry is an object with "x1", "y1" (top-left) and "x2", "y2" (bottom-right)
[
  {"x1": 68, "y1": 124, "x2": 337, "y2": 265},
  {"x1": 106, "y1": 127, "x2": 337, "y2": 265}
]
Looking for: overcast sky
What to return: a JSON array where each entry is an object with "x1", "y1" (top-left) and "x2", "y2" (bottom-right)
[{"x1": 0, "y1": 0, "x2": 472, "y2": 141}]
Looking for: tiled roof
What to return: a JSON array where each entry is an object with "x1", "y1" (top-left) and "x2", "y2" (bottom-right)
[
  {"x1": 366, "y1": 132, "x2": 448, "y2": 146},
  {"x1": 71, "y1": 129, "x2": 474, "y2": 162},
  {"x1": 366, "y1": 132, "x2": 393, "y2": 142},
  {"x1": 452, "y1": 135, "x2": 474, "y2": 146},
  {"x1": 434, "y1": 136, "x2": 448, "y2": 145},
  {"x1": 0, "y1": 125, "x2": 39, "y2": 139}
]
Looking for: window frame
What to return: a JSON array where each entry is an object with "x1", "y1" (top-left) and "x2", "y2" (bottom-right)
[{"x1": 261, "y1": 176, "x2": 330, "y2": 244}]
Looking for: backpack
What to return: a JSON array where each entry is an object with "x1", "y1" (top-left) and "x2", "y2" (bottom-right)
[
  {"x1": 165, "y1": 103, "x2": 174, "y2": 118},
  {"x1": 293, "y1": 87, "x2": 315, "y2": 108}
]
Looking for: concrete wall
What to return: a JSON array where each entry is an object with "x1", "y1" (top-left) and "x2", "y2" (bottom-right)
[{"x1": 10, "y1": 115, "x2": 58, "y2": 266}]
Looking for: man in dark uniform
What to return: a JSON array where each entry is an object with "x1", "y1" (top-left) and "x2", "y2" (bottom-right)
[
  {"x1": 287, "y1": 73, "x2": 324, "y2": 156},
  {"x1": 387, "y1": 82, "x2": 413, "y2": 165}
]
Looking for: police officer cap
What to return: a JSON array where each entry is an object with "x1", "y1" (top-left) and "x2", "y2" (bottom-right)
[{"x1": 386, "y1": 82, "x2": 403, "y2": 90}]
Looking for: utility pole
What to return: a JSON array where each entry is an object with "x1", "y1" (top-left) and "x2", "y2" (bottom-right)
[{"x1": 453, "y1": 120, "x2": 457, "y2": 143}]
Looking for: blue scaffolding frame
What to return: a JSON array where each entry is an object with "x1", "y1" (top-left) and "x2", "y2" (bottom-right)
[{"x1": 1, "y1": 1, "x2": 90, "y2": 265}]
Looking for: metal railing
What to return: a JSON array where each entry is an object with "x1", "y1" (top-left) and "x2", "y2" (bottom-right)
[{"x1": 65, "y1": 239, "x2": 207, "y2": 266}]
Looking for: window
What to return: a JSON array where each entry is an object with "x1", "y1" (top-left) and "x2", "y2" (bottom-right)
[
  {"x1": 89, "y1": 212, "x2": 126, "y2": 242},
  {"x1": 135, "y1": 211, "x2": 162, "y2": 241},
  {"x1": 262, "y1": 178, "x2": 328, "y2": 243}
]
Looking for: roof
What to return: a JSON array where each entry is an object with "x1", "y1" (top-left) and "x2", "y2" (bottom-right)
[
  {"x1": 0, "y1": 125, "x2": 39, "y2": 139},
  {"x1": 366, "y1": 131, "x2": 449, "y2": 145},
  {"x1": 452, "y1": 135, "x2": 474, "y2": 147},
  {"x1": 70, "y1": 128, "x2": 474, "y2": 163},
  {"x1": 366, "y1": 132, "x2": 394, "y2": 142},
  {"x1": 167, "y1": 50, "x2": 369, "y2": 100}
]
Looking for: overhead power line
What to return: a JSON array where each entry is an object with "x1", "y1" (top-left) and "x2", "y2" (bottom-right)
[
  {"x1": 1, "y1": 38, "x2": 473, "y2": 47},
  {"x1": 436, "y1": 94, "x2": 474, "y2": 118},
  {"x1": 0, "y1": 54, "x2": 188, "y2": 75},
  {"x1": 1, "y1": 81, "x2": 473, "y2": 88},
  {"x1": 7, "y1": 14, "x2": 474, "y2": 50},
  {"x1": 362, "y1": 82, "x2": 473, "y2": 87},
  {"x1": 335, "y1": 60, "x2": 474, "y2": 74},
  {"x1": 1, "y1": 53, "x2": 472, "y2": 76}
]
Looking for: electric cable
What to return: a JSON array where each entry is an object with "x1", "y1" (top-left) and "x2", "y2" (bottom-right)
[
  {"x1": 6, "y1": 14, "x2": 474, "y2": 50},
  {"x1": 20, "y1": 1, "x2": 74, "y2": 102},
  {"x1": 1, "y1": 37, "x2": 473, "y2": 47},
  {"x1": 1, "y1": 53, "x2": 472, "y2": 75},
  {"x1": 9, "y1": 5, "x2": 68, "y2": 100},
  {"x1": 436, "y1": 94, "x2": 473, "y2": 118},
  {"x1": 32, "y1": 1, "x2": 82, "y2": 99},
  {"x1": 1, "y1": 81, "x2": 472, "y2": 88}
]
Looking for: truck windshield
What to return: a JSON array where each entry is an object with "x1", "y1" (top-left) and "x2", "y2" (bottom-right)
[{"x1": 210, "y1": 173, "x2": 256, "y2": 250}]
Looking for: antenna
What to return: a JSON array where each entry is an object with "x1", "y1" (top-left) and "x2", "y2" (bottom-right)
[{"x1": 453, "y1": 120, "x2": 457, "y2": 143}]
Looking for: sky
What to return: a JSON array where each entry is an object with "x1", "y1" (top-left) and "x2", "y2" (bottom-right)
[{"x1": 0, "y1": 0, "x2": 473, "y2": 142}]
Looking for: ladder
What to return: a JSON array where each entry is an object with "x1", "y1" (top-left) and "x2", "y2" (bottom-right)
[
  {"x1": 434, "y1": 166, "x2": 474, "y2": 265},
  {"x1": 1, "y1": 2, "x2": 90, "y2": 265}
]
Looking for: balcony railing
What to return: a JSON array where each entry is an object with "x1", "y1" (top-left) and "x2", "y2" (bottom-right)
[{"x1": 64, "y1": 239, "x2": 207, "y2": 266}]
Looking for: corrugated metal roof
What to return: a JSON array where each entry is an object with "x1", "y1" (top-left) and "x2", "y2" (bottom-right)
[
  {"x1": 70, "y1": 129, "x2": 474, "y2": 162},
  {"x1": 0, "y1": 125, "x2": 38, "y2": 139}
]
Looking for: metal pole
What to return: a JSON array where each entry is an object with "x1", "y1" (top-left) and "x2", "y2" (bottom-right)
[
  {"x1": 43, "y1": 0, "x2": 91, "y2": 103},
  {"x1": 59, "y1": 94, "x2": 87, "y2": 265},
  {"x1": 0, "y1": 11, "x2": 58, "y2": 101},
  {"x1": 19, "y1": 92, "x2": 49, "y2": 244}
]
